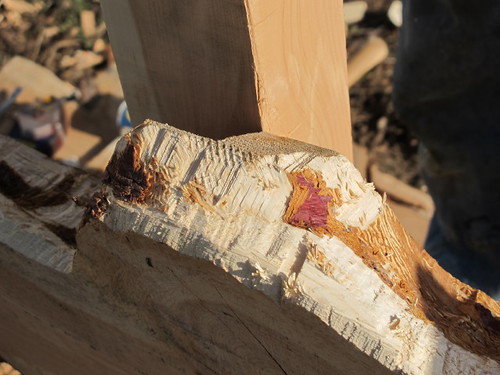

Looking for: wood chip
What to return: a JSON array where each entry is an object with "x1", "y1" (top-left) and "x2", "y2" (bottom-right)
[
  {"x1": 388, "y1": 1, "x2": 403, "y2": 27},
  {"x1": 80, "y1": 10, "x2": 96, "y2": 39},
  {"x1": 343, "y1": 1, "x2": 367, "y2": 25},
  {"x1": 60, "y1": 50, "x2": 104, "y2": 71},
  {"x1": 3, "y1": 0, "x2": 42, "y2": 14},
  {"x1": 43, "y1": 26, "x2": 60, "y2": 40},
  {"x1": 92, "y1": 38, "x2": 106, "y2": 53}
]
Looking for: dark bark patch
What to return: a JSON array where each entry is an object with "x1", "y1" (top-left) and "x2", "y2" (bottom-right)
[
  {"x1": 83, "y1": 191, "x2": 109, "y2": 222},
  {"x1": 103, "y1": 140, "x2": 153, "y2": 203}
]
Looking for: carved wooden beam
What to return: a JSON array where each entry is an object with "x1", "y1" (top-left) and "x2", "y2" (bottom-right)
[
  {"x1": 0, "y1": 124, "x2": 498, "y2": 374},
  {"x1": 100, "y1": 0, "x2": 353, "y2": 159}
]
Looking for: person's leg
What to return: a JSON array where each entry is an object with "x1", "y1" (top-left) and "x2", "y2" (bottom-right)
[
  {"x1": 395, "y1": 84, "x2": 500, "y2": 297},
  {"x1": 393, "y1": 1, "x2": 500, "y2": 297}
]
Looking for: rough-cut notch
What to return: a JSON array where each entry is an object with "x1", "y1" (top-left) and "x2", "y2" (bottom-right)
[{"x1": 103, "y1": 138, "x2": 154, "y2": 203}]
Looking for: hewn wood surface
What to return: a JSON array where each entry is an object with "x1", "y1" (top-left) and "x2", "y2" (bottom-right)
[
  {"x1": 0, "y1": 125, "x2": 498, "y2": 374},
  {"x1": 100, "y1": 0, "x2": 353, "y2": 159}
]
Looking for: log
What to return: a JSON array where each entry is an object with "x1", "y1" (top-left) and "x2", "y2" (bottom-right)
[
  {"x1": 100, "y1": 0, "x2": 353, "y2": 159},
  {"x1": 0, "y1": 123, "x2": 499, "y2": 375}
]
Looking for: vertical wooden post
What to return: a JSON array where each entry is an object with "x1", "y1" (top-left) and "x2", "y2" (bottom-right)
[{"x1": 101, "y1": 0, "x2": 353, "y2": 159}]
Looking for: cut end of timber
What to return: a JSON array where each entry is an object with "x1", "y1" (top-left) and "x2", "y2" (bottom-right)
[{"x1": 96, "y1": 120, "x2": 499, "y2": 373}]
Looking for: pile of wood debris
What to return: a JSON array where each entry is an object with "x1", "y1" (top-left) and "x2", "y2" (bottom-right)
[
  {"x1": 0, "y1": 0, "x2": 107, "y2": 84},
  {"x1": 0, "y1": 0, "x2": 123, "y2": 171}
]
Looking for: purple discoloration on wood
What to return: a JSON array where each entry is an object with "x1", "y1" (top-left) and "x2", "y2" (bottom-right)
[{"x1": 289, "y1": 174, "x2": 332, "y2": 229}]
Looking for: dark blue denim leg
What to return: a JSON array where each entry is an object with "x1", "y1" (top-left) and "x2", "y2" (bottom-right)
[
  {"x1": 405, "y1": 97, "x2": 500, "y2": 298},
  {"x1": 393, "y1": 0, "x2": 500, "y2": 299}
]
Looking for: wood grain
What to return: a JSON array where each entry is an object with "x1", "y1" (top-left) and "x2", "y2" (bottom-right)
[
  {"x1": 1, "y1": 126, "x2": 498, "y2": 374},
  {"x1": 245, "y1": 0, "x2": 352, "y2": 157},
  {"x1": 100, "y1": 0, "x2": 353, "y2": 158},
  {"x1": 100, "y1": 121, "x2": 499, "y2": 373}
]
